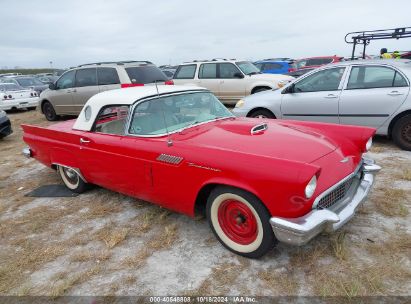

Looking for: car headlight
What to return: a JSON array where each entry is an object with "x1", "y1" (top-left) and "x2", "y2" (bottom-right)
[
  {"x1": 235, "y1": 99, "x2": 244, "y2": 108},
  {"x1": 0, "y1": 110, "x2": 6, "y2": 118},
  {"x1": 305, "y1": 175, "x2": 317, "y2": 199},
  {"x1": 366, "y1": 137, "x2": 373, "y2": 151},
  {"x1": 277, "y1": 80, "x2": 290, "y2": 88}
]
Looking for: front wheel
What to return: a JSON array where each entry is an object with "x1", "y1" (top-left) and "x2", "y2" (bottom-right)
[
  {"x1": 206, "y1": 186, "x2": 277, "y2": 258},
  {"x1": 249, "y1": 109, "x2": 275, "y2": 119},
  {"x1": 58, "y1": 165, "x2": 89, "y2": 193},
  {"x1": 392, "y1": 115, "x2": 411, "y2": 151}
]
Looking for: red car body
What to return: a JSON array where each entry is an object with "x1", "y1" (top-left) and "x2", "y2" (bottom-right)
[
  {"x1": 289, "y1": 56, "x2": 344, "y2": 73},
  {"x1": 23, "y1": 117, "x2": 373, "y2": 218},
  {"x1": 21, "y1": 86, "x2": 380, "y2": 257}
]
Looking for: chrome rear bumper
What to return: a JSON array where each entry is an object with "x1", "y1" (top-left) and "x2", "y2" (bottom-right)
[
  {"x1": 22, "y1": 147, "x2": 32, "y2": 158},
  {"x1": 270, "y1": 158, "x2": 381, "y2": 246}
]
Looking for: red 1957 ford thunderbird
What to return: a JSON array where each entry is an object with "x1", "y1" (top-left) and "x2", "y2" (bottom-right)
[{"x1": 22, "y1": 86, "x2": 380, "y2": 258}]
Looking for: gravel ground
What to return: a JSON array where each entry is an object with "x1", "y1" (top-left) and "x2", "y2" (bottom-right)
[{"x1": 0, "y1": 110, "x2": 410, "y2": 297}]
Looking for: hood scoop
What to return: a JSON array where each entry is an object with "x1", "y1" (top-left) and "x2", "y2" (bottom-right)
[{"x1": 251, "y1": 123, "x2": 268, "y2": 135}]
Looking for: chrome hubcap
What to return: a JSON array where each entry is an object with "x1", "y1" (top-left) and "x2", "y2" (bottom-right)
[
  {"x1": 402, "y1": 123, "x2": 411, "y2": 143},
  {"x1": 63, "y1": 167, "x2": 79, "y2": 184}
]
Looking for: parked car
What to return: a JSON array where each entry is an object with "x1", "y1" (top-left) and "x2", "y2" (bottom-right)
[
  {"x1": 22, "y1": 85, "x2": 380, "y2": 258},
  {"x1": 401, "y1": 52, "x2": 411, "y2": 60},
  {"x1": 0, "y1": 76, "x2": 48, "y2": 94},
  {"x1": 172, "y1": 59, "x2": 294, "y2": 105},
  {"x1": 35, "y1": 74, "x2": 58, "y2": 84},
  {"x1": 0, "y1": 110, "x2": 12, "y2": 139},
  {"x1": 286, "y1": 68, "x2": 314, "y2": 78},
  {"x1": 39, "y1": 60, "x2": 172, "y2": 121},
  {"x1": 254, "y1": 59, "x2": 293, "y2": 74},
  {"x1": 233, "y1": 59, "x2": 411, "y2": 151},
  {"x1": 289, "y1": 56, "x2": 344, "y2": 74},
  {"x1": 0, "y1": 83, "x2": 39, "y2": 111}
]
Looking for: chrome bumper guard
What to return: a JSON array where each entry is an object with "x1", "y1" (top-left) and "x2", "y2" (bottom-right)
[
  {"x1": 269, "y1": 158, "x2": 381, "y2": 246},
  {"x1": 22, "y1": 147, "x2": 32, "y2": 158}
]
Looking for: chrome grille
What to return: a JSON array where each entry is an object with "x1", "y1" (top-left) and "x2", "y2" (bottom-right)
[{"x1": 317, "y1": 177, "x2": 354, "y2": 210}]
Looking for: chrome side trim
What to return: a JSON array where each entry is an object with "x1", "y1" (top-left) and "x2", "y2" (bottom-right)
[
  {"x1": 250, "y1": 123, "x2": 268, "y2": 135},
  {"x1": 156, "y1": 154, "x2": 183, "y2": 165},
  {"x1": 52, "y1": 163, "x2": 88, "y2": 183},
  {"x1": 312, "y1": 160, "x2": 364, "y2": 209}
]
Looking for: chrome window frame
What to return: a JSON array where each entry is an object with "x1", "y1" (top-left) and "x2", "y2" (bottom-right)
[{"x1": 124, "y1": 89, "x2": 234, "y2": 138}]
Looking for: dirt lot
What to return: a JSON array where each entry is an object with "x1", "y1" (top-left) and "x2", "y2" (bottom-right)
[{"x1": 0, "y1": 110, "x2": 410, "y2": 297}]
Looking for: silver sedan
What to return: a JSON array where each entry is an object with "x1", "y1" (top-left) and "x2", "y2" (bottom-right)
[{"x1": 233, "y1": 59, "x2": 411, "y2": 151}]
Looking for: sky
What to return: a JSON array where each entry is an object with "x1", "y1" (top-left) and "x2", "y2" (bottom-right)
[{"x1": 1, "y1": 0, "x2": 411, "y2": 69}]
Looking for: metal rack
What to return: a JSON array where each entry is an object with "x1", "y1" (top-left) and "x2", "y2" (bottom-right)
[
  {"x1": 77, "y1": 60, "x2": 153, "y2": 67},
  {"x1": 345, "y1": 27, "x2": 411, "y2": 59}
]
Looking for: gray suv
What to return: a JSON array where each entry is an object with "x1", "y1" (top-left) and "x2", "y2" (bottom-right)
[{"x1": 39, "y1": 61, "x2": 171, "y2": 121}]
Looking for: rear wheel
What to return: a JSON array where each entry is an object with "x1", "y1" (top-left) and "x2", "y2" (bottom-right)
[
  {"x1": 249, "y1": 109, "x2": 275, "y2": 119},
  {"x1": 42, "y1": 101, "x2": 59, "y2": 121},
  {"x1": 206, "y1": 186, "x2": 276, "y2": 258},
  {"x1": 392, "y1": 115, "x2": 411, "y2": 151},
  {"x1": 58, "y1": 165, "x2": 88, "y2": 193}
]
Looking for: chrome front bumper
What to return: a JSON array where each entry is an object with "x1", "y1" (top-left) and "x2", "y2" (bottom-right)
[{"x1": 270, "y1": 158, "x2": 381, "y2": 246}]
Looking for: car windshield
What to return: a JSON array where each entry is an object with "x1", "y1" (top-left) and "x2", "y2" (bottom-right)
[
  {"x1": 0, "y1": 83, "x2": 22, "y2": 91},
  {"x1": 129, "y1": 91, "x2": 233, "y2": 136},
  {"x1": 15, "y1": 77, "x2": 44, "y2": 86},
  {"x1": 236, "y1": 61, "x2": 260, "y2": 75}
]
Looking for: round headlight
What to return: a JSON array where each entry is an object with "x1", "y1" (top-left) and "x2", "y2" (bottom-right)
[
  {"x1": 235, "y1": 99, "x2": 244, "y2": 108},
  {"x1": 366, "y1": 137, "x2": 373, "y2": 151},
  {"x1": 305, "y1": 175, "x2": 317, "y2": 199}
]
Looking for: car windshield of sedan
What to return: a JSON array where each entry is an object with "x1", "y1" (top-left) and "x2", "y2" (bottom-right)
[
  {"x1": 129, "y1": 91, "x2": 233, "y2": 136},
  {"x1": 16, "y1": 77, "x2": 44, "y2": 86},
  {"x1": 236, "y1": 61, "x2": 261, "y2": 75},
  {"x1": 0, "y1": 83, "x2": 22, "y2": 91}
]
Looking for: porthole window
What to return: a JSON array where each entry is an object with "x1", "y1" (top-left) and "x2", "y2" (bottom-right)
[{"x1": 84, "y1": 106, "x2": 92, "y2": 121}]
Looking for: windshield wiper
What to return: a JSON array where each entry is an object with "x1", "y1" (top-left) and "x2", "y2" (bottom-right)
[{"x1": 247, "y1": 71, "x2": 260, "y2": 76}]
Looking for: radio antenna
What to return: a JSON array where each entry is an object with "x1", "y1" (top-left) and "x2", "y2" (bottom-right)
[{"x1": 154, "y1": 80, "x2": 173, "y2": 147}]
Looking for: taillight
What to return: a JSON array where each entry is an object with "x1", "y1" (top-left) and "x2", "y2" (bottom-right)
[
  {"x1": 121, "y1": 83, "x2": 144, "y2": 88},
  {"x1": 165, "y1": 80, "x2": 174, "y2": 85},
  {"x1": 8, "y1": 95, "x2": 12, "y2": 99},
  {"x1": 3, "y1": 95, "x2": 7, "y2": 99}
]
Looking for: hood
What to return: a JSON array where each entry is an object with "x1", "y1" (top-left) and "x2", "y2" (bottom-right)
[
  {"x1": 176, "y1": 117, "x2": 337, "y2": 164},
  {"x1": 249, "y1": 73, "x2": 294, "y2": 81}
]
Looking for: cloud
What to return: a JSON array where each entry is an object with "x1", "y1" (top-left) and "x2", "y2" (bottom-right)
[{"x1": 1, "y1": 0, "x2": 411, "y2": 68}]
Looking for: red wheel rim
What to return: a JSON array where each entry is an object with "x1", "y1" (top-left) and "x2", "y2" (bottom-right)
[{"x1": 217, "y1": 199, "x2": 258, "y2": 245}]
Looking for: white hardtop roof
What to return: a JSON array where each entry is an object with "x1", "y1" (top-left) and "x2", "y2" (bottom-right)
[{"x1": 73, "y1": 85, "x2": 207, "y2": 131}]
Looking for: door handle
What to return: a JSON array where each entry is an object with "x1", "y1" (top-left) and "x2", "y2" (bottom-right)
[
  {"x1": 324, "y1": 94, "x2": 338, "y2": 98},
  {"x1": 72, "y1": 88, "x2": 77, "y2": 93},
  {"x1": 388, "y1": 91, "x2": 404, "y2": 96},
  {"x1": 80, "y1": 138, "x2": 90, "y2": 144}
]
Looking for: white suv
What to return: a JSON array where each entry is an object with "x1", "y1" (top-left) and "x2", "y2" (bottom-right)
[{"x1": 172, "y1": 59, "x2": 294, "y2": 105}]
